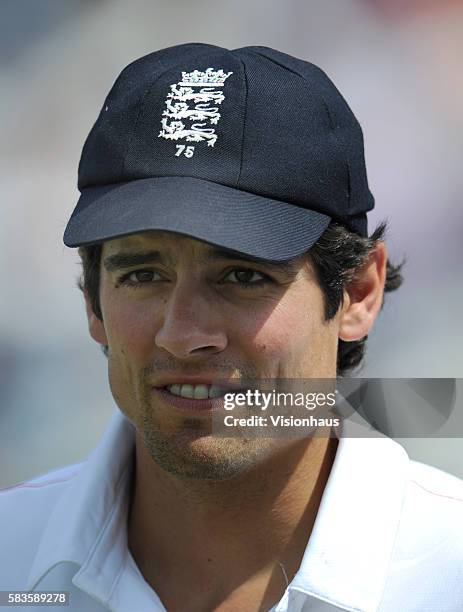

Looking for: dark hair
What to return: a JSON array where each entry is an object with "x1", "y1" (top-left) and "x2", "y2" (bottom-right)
[
  {"x1": 308, "y1": 221, "x2": 403, "y2": 375},
  {"x1": 78, "y1": 221, "x2": 403, "y2": 376}
]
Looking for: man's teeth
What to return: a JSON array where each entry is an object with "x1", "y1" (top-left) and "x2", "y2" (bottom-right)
[{"x1": 166, "y1": 384, "x2": 224, "y2": 399}]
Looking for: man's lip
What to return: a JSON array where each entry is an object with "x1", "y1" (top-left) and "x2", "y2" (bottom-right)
[
  {"x1": 152, "y1": 387, "x2": 226, "y2": 413},
  {"x1": 153, "y1": 376, "x2": 244, "y2": 390}
]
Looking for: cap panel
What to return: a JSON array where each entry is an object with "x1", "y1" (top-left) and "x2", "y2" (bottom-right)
[
  {"x1": 240, "y1": 46, "x2": 374, "y2": 231},
  {"x1": 122, "y1": 50, "x2": 245, "y2": 187},
  {"x1": 77, "y1": 43, "x2": 233, "y2": 190},
  {"x1": 235, "y1": 50, "x2": 350, "y2": 219}
]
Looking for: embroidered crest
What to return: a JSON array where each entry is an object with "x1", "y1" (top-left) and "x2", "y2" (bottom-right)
[{"x1": 158, "y1": 68, "x2": 233, "y2": 156}]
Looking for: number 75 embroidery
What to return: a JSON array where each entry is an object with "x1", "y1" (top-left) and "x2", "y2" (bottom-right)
[{"x1": 175, "y1": 145, "x2": 195, "y2": 158}]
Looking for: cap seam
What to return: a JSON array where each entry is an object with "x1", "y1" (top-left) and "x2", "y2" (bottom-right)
[
  {"x1": 346, "y1": 160, "x2": 353, "y2": 216},
  {"x1": 235, "y1": 56, "x2": 249, "y2": 188},
  {"x1": 250, "y1": 48, "x2": 306, "y2": 82},
  {"x1": 120, "y1": 67, "x2": 172, "y2": 179}
]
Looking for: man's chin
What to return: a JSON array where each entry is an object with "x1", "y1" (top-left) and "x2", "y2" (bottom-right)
[{"x1": 142, "y1": 426, "x2": 269, "y2": 480}]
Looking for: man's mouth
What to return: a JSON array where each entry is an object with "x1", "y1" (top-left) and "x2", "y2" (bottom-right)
[
  {"x1": 153, "y1": 383, "x2": 245, "y2": 414},
  {"x1": 164, "y1": 383, "x2": 226, "y2": 400}
]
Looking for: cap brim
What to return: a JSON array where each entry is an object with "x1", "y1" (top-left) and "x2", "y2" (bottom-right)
[{"x1": 64, "y1": 176, "x2": 331, "y2": 262}]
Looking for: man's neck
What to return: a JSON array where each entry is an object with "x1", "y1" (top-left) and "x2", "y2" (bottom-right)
[{"x1": 128, "y1": 433, "x2": 338, "y2": 611}]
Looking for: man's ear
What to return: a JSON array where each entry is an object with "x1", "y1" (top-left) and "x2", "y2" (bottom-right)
[
  {"x1": 84, "y1": 289, "x2": 108, "y2": 345},
  {"x1": 338, "y1": 242, "x2": 387, "y2": 342}
]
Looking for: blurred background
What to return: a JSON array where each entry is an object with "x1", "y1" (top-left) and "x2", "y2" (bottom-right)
[{"x1": 1, "y1": 0, "x2": 462, "y2": 487}]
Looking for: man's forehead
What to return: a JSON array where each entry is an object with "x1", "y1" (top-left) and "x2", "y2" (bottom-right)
[{"x1": 101, "y1": 230, "x2": 271, "y2": 266}]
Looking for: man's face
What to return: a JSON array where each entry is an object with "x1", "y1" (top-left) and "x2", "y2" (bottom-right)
[{"x1": 91, "y1": 230, "x2": 341, "y2": 479}]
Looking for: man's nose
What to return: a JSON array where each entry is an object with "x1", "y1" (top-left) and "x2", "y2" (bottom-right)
[{"x1": 154, "y1": 282, "x2": 228, "y2": 359}]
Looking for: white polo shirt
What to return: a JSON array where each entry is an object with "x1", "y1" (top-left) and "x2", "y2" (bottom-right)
[{"x1": 1, "y1": 409, "x2": 462, "y2": 611}]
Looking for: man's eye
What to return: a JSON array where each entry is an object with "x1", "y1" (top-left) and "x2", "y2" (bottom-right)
[
  {"x1": 120, "y1": 269, "x2": 162, "y2": 286},
  {"x1": 224, "y1": 268, "x2": 268, "y2": 286}
]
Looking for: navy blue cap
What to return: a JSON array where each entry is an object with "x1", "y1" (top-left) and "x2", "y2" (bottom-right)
[{"x1": 64, "y1": 43, "x2": 374, "y2": 261}]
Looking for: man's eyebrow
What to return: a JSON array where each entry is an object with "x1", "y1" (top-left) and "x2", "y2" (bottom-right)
[
  {"x1": 203, "y1": 248, "x2": 302, "y2": 277},
  {"x1": 103, "y1": 247, "x2": 302, "y2": 277},
  {"x1": 103, "y1": 251, "x2": 166, "y2": 272}
]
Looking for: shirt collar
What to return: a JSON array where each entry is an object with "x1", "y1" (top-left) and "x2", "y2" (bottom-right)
[
  {"x1": 26, "y1": 410, "x2": 135, "y2": 596},
  {"x1": 27, "y1": 408, "x2": 409, "y2": 612},
  {"x1": 285, "y1": 413, "x2": 409, "y2": 612}
]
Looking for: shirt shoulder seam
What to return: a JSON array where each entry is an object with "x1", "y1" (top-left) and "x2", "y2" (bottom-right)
[
  {"x1": 410, "y1": 479, "x2": 463, "y2": 503},
  {"x1": 0, "y1": 467, "x2": 82, "y2": 494}
]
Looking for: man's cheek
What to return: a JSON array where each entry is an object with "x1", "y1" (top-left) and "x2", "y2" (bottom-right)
[
  {"x1": 104, "y1": 307, "x2": 156, "y2": 358},
  {"x1": 107, "y1": 353, "x2": 140, "y2": 422},
  {"x1": 253, "y1": 315, "x2": 310, "y2": 352}
]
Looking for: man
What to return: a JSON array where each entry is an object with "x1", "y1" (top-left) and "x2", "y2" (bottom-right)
[{"x1": 1, "y1": 43, "x2": 462, "y2": 611}]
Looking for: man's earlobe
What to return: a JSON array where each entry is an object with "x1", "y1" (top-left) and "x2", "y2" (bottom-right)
[
  {"x1": 84, "y1": 290, "x2": 108, "y2": 345},
  {"x1": 338, "y1": 242, "x2": 387, "y2": 342}
]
